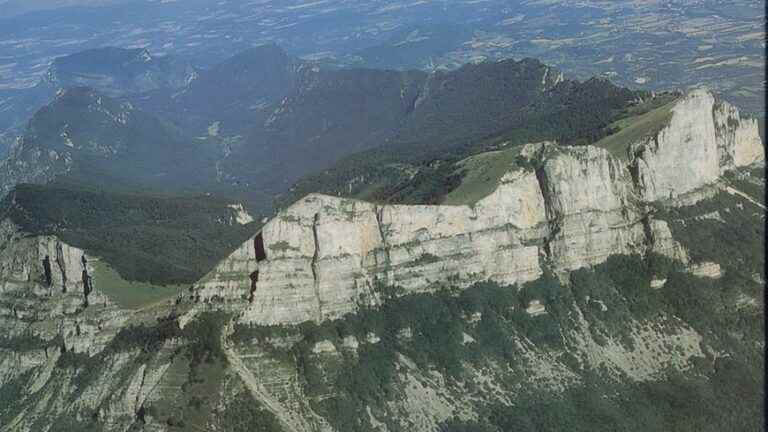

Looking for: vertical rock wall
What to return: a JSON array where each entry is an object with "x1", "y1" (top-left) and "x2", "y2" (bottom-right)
[
  {"x1": 631, "y1": 89, "x2": 764, "y2": 202},
  {"x1": 531, "y1": 144, "x2": 646, "y2": 271},
  {"x1": 0, "y1": 219, "x2": 121, "y2": 355},
  {"x1": 189, "y1": 89, "x2": 764, "y2": 326}
]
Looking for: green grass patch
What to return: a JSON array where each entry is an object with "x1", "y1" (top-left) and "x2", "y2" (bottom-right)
[
  {"x1": 594, "y1": 98, "x2": 678, "y2": 160},
  {"x1": 92, "y1": 261, "x2": 182, "y2": 310},
  {"x1": 442, "y1": 146, "x2": 523, "y2": 205}
]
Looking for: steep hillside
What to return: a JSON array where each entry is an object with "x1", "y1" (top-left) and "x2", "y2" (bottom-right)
[
  {"x1": 137, "y1": 47, "x2": 649, "y2": 197},
  {"x1": 221, "y1": 67, "x2": 427, "y2": 191},
  {"x1": 0, "y1": 87, "x2": 220, "y2": 196},
  {"x1": 283, "y1": 72, "x2": 648, "y2": 206},
  {"x1": 142, "y1": 44, "x2": 307, "y2": 137},
  {"x1": 0, "y1": 182, "x2": 257, "y2": 285},
  {"x1": 41, "y1": 47, "x2": 195, "y2": 97},
  {"x1": 0, "y1": 47, "x2": 194, "y2": 155},
  {"x1": 0, "y1": 87, "x2": 762, "y2": 432}
]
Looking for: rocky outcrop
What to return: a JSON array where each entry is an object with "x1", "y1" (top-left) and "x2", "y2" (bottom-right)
[
  {"x1": 527, "y1": 143, "x2": 647, "y2": 271},
  {"x1": 0, "y1": 219, "x2": 124, "y2": 355},
  {"x1": 196, "y1": 171, "x2": 548, "y2": 325},
  {"x1": 0, "y1": 88, "x2": 763, "y2": 432},
  {"x1": 714, "y1": 98, "x2": 764, "y2": 169},
  {"x1": 630, "y1": 89, "x2": 764, "y2": 202},
  {"x1": 188, "y1": 89, "x2": 763, "y2": 326},
  {"x1": 0, "y1": 219, "x2": 184, "y2": 432}
]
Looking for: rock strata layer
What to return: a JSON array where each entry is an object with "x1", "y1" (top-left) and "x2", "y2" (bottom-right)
[
  {"x1": 630, "y1": 89, "x2": 764, "y2": 202},
  {"x1": 0, "y1": 219, "x2": 124, "y2": 355},
  {"x1": 189, "y1": 90, "x2": 763, "y2": 326}
]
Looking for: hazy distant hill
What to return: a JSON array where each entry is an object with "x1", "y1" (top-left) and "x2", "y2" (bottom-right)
[
  {"x1": 0, "y1": 87, "x2": 218, "y2": 196},
  {"x1": 42, "y1": 46, "x2": 195, "y2": 96},
  {"x1": 0, "y1": 46, "x2": 649, "y2": 218},
  {"x1": 147, "y1": 46, "x2": 645, "y2": 199},
  {"x1": 0, "y1": 47, "x2": 194, "y2": 156},
  {"x1": 141, "y1": 44, "x2": 307, "y2": 138}
]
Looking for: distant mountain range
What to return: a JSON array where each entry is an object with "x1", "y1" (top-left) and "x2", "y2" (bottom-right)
[
  {"x1": 0, "y1": 30, "x2": 764, "y2": 432},
  {"x1": 42, "y1": 46, "x2": 195, "y2": 96},
  {"x1": 0, "y1": 46, "x2": 194, "y2": 156},
  {"x1": 0, "y1": 45, "x2": 651, "y2": 218},
  {"x1": 0, "y1": 86, "x2": 220, "y2": 197}
]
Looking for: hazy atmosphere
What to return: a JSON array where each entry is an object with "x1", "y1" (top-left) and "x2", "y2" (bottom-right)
[{"x1": 0, "y1": 1, "x2": 764, "y2": 431}]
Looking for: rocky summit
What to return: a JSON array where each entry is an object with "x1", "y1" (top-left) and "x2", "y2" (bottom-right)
[
  {"x1": 189, "y1": 89, "x2": 762, "y2": 325},
  {"x1": 0, "y1": 88, "x2": 764, "y2": 432}
]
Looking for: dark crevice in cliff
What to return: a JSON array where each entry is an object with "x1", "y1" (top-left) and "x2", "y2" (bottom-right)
[
  {"x1": 135, "y1": 405, "x2": 147, "y2": 425},
  {"x1": 249, "y1": 270, "x2": 259, "y2": 303},
  {"x1": 627, "y1": 138, "x2": 652, "y2": 204},
  {"x1": 55, "y1": 242, "x2": 67, "y2": 293},
  {"x1": 640, "y1": 213, "x2": 656, "y2": 254},
  {"x1": 628, "y1": 158, "x2": 641, "y2": 193},
  {"x1": 254, "y1": 233, "x2": 267, "y2": 262},
  {"x1": 133, "y1": 366, "x2": 148, "y2": 420},
  {"x1": 374, "y1": 205, "x2": 392, "y2": 269},
  {"x1": 374, "y1": 205, "x2": 386, "y2": 243},
  {"x1": 42, "y1": 255, "x2": 53, "y2": 287},
  {"x1": 311, "y1": 213, "x2": 323, "y2": 321},
  {"x1": 533, "y1": 165, "x2": 560, "y2": 260},
  {"x1": 81, "y1": 254, "x2": 92, "y2": 307}
]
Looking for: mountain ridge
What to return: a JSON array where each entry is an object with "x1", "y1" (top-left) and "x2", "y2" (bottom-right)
[
  {"x1": 0, "y1": 46, "x2": 195, "y2": 156},
  {"x1": 0, "y1": 47, "x2": 649, "y2": 214},
  {"x1": 186, "y1": 89, "x2": 764, "y2": 327},
  {"x1": 0, "y1": 43, "x2": 764, "y2": 432},
  {"x1": 0, "y1": 88, "x2": 763, "y2": 432},
  {"x1": 0, "y1": 86, "x2": 219, "y2": 197}
]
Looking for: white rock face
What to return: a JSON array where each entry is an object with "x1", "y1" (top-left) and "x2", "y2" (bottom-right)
[
  {"x1": 187, "y1": 153, "x2": 657, "y2": 325},
  {"x1": 689, "y1": 261, "x2": 723, "y2": 279},
  {"x1": 0, "y1": 219, "x2": 144, "y2": 431},
  {"x1": 187, "y1": 88, "x2": 761, "y2": 326},
  {"x1": 525, "y1": 300, "x2": 547, "y2": 316},
  {"x1": 239, "y1": 175, "x2": 547, "y2": 324},
  {"x1": 229, "y1": 203, "x2": 255, "y2": 225},
  {"x1": 631, "y1": 89, "x2": 764, "y2": 202},
  {"x1": 533, "y1": 144, "x2": 646, "y2": 271},
  {"x1": 192, "y1": 239, "x2": 257, "y2": 305},
  {"x1": 713, "y1": 100, "x2": 764, "y2": 168},
  {"x1": 0, "y1": 219, "x2": 125, "y2": 355}
]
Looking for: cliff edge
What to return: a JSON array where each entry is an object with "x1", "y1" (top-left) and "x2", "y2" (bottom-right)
[{"x1": 187, "y1": 88, "x2": 764, "y2": 326}]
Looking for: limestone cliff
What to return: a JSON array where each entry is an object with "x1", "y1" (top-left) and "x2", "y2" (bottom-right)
[
  {"x1": 195, "y1": 170, "x2": 547, "y2": 326},
  {"x1": 0, "y1": 219, "x2": 122, "y2": 354},
  {"x1": 0, "y1": 88, "x2": 763, "y2": 432},
  {"x1": 0, "y1": 218, "x2": 199, "y2": 432},
  {"x1": 630, "y1": 89, "x2": 764, "y2": 202},
  {"x1": 187, "y1": 89, "x2": 763, "y2": 326}
]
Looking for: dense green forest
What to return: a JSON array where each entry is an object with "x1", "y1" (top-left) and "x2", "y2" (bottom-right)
[
  {"x1": 1, "y1": 182, "x2": 256, "y2": 284},
  {"x1": 283, "y1": 79, "x2": 670, "y2": 207},
  {"x1": 232, "y1": 251, "x2": 763, "y2": 432}
]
